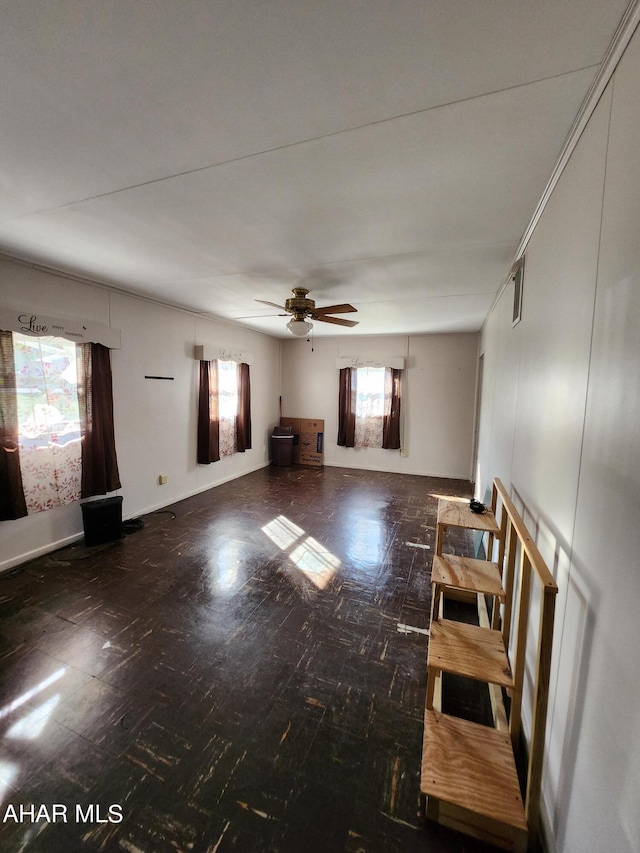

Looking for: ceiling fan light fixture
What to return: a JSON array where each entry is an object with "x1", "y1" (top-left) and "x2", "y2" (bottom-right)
[{"x1": 286, "y1": 318, "x2": 313, "y2": 337}]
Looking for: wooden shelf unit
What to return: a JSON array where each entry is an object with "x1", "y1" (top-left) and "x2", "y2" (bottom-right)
[
  {"x1": 422, "y1": 709, "x2": 528, "y2": 852},
  {"x1": 426, "y1": 619, "x2": 514, "y2": 711},
  {"x1": 421, "y1": 478, "x2": 558, "y2": 852},
  {"x1": 431, "y1": 553, "x2": 505, "y2": 629}
]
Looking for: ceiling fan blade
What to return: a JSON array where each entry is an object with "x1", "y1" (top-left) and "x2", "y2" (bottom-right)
[
  {"x1": 316, "y1": 315, "x2": 359, "y2": 327},
  {"x1": 235, "y1": 312, "x2": 287, "y2": 319},
  {"x1": 255, "y1": 299, "x2": 289, "y2": 311},
  {"x1": 313, "y1": 303, "x2": 357, "y2": 315}
]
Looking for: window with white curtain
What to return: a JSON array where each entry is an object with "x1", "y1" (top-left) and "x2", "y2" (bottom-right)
[
  {"x1": 337, "y1": 364, "x2": 402, "y2": 451},
  {"x1": 354, "y1": 366, "x2": 388, "y2": 448},
  {"x1": 13, "y1": 332, "x2": 82, "y2": 512},
  {"x1": 218, "y1": 359, "x2": 239, "y2": 456}
]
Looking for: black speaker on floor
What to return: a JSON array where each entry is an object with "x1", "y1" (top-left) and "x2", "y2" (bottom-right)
[{"x1": 81, "y1": 496, "x2": 123, "y2": 547}]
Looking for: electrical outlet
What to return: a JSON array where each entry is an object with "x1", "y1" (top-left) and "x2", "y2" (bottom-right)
[
  {"x1": 158, "y1": 474, "x2": 168, "y2": 485},
  {"x1": 400, "y1": 448, "x2": 408, "y2": 457}
]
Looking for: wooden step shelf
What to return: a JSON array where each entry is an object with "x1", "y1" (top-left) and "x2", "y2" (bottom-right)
[
  {"x1": 426, "y1": 619, "x2": 513, "y2": 710},
  {"x1": 431, "y1": 553, "x2": 505, "y2": 627},
  {"x1": 421, "y1": 709, "x2": 528, "y2": 853},
  {"x1": 421, "y1": 478, "x2": 558, "y2": 851},
  {"x1": 434, "y1": 497, "x2": 500, "y2": 554}
]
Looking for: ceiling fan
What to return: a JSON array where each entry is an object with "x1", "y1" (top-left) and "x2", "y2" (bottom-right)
[{"x1": 256, "y1": 287, "x2": 359, "y2": 336}]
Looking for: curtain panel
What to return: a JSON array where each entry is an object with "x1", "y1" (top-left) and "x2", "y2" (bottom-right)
[
  {"x1": 0, "y1": 330, "x2": 28, "y2": 520},
  {"x1": 78, "y1": 343, "x2": 121, "y2": 497},
  {"x1": 337, "y1": 367, "x2": 356, "y2": 447},
  {"x1": 0, "y1": 335, "x2": 121, "y2": 520},
  {"x1": 382, "y1": 367, "x2": 402, "y2": 449},
  {"x1": 197, "y1": 360, "x2": 220, "y2": 464},
  {"x1": 236, "y1": 362, "x2": 252, "y2": 453},
  {"x1": 337, "y1": 365, "x2": 402, "y2": 450},
  {"x1": 197, "y1": 360, "x2": 251, "y2": 461}
]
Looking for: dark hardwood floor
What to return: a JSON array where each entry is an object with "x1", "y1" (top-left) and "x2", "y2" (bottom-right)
[{"x1": 0, "y1": 465, "x2": 504, "y2": 852}]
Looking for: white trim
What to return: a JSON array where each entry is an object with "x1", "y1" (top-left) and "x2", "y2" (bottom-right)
[
  {"x1": 0, "y1": 252, "x2": 278, "y2": 340},
  {"x1": 119, "y1": 461, "x2": 269, "y2": 520},
  {"x1": 516, "y1": 0, "x2": 640, "y2": 261},
  {"x1": 323, "y1": 460, "x2": 471, "y2": 480},
  {"x1": 486, "y1": 0, "x2": 640, "y2": 326},
  {"x1": 0, "y1": 460, "x2": 270, "y2": 575},
  {"x1": 0, "y1": 308, "x2": 121, "y2": 348},
  {"x1": 194, "y1": 344, "x2": 253, "y2": 364},
  {"x1": 0, "y1": 531, "x2": 85, "y2": 575},
  {"x1": 336, "y1": 356, "x2": 405, "y2": 370}
]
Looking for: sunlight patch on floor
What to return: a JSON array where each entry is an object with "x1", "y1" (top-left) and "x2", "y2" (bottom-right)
[
  {"x1": 6, "y1": 694, "x2": 61, "y2": 740},
  {"x1": 262, "y1": 515, "x2": 340, "y2": 590},
  {"x1": 0, "y1": 667, "x2": 66, "y2": 721}
]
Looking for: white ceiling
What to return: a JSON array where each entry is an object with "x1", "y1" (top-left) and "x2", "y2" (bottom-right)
[{"x1": 0, "y1": 1, "x2": 631, "y2": 337}]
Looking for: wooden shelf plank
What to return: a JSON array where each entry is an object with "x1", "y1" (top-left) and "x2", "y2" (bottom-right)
[
  {"x1": 428, "y1": 619, "x2": 513, "y2": 688},
  {"x1": 421, "y1": 709, "x2": 527, "y2": 832},
  {"x1": 437, "y1": 499, "x2": 500, "y2": 534},
  {"x1": 432, "y1": 554, "x2": 504, "y2": 598}
]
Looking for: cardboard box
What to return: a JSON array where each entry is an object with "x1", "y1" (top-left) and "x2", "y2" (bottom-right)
[
  {"x1": 299, "y1": 451, "x2": 323, "y2": 467},
  {"x1": 280, "y1": 417, "x2": 324, "y2": 466}
]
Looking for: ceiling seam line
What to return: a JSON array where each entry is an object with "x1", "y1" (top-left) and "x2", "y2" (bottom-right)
[
  {"x1": 0, "y1": 241, "x2": 513, "y2": 291},
  {"x1": 0, "y1": 251, "x2": 271, "y2": 336},
  {"x1": 0, "y1": 64, "x2": 600, "y2": 226},
  {"x1": 134, "y1": 240, "x2": 523, "y2": 286},
  {"x1": 230, "y1": 290, "x2": 500, "y2": 313}
]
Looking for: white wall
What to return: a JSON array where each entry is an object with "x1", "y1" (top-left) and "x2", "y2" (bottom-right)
[
  {"x1": 477, "y1": 27, "x2": 640, "y2": 853},
  {"x1": 1, "y1": 266, "x2": 476, "y2": 570},
  {"x1": 282, "y1": 331, "x2": 478, "y2": 478},
  {"x1": 0, "y1": 260, "x2": 281, "y2": 571}
]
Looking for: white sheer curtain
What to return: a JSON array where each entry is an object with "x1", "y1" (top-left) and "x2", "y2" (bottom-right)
[
  {"x1": 218, "y1": 359, "x2": 238, "y2": 457},
  {"x1": 13, "y1": 333, "x2": 82, "y2": 513},
  {"x1": 353, "y1": 367, "x2": 392, "y2": 448}
]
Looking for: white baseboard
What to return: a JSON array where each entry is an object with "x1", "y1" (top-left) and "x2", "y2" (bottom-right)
[
  {"x1": 0, "y1": 461, "x2": 271, "y2": 576},
  {"x1": 0, "y1": 532, "x2": 86, "y2": 575}
]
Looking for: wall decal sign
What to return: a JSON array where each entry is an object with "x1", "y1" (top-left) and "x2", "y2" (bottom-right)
[{"x1": 0, "y1": 309, "x2": 121, "y2": 348}]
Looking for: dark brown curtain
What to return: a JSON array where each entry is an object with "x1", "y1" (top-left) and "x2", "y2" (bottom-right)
[
  {"x1": 0, "y1": 330, "x2": 28, "y2": 520},
  {"x1": 197, "y1": 360, "x2": 220, "y2": 464},
  {"x1": 337, "y1": 367, "x2": 356, "y2": 447},
  {"x1": 382, "y1": 368, "x2": 402, "y2": 450},
  {"x1": 78, "y1": 342, "x2": 122, "y2": 498},
  {"x1": 236, "y1": 362, "x2": 252, "y2": 452}
]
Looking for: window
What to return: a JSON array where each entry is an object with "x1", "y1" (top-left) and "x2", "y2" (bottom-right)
[
  {"x1": 354, "y1": 366, "x2": 387, "y2": 447},
  {"x1": 197, "y1": 359, "x2": 251, "y2": 464},
  {"x1": 337, "y1": 365, "x2": 402, "y2": 450},
  {"x1": 355, "y1": 367, "x2": 385, "y2": 418},
  {"x1": 13, "y1": 333, "x2": 82, "y2": 512},
  {"x1": 0, "y1": 329, "x2": 121, "y2": 521},
  {"x1": 218, "y1": 359, "x2": 239, "y2": 456}
]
